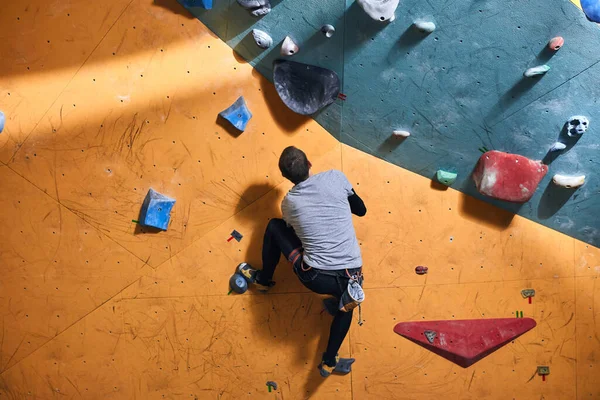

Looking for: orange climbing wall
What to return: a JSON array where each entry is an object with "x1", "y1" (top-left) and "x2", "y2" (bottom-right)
[{"x1": 0, "y1": 0, "x2": 598, "y2": 399}]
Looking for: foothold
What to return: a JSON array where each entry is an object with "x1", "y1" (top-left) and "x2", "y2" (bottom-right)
[
  {"x1": 424, "y1": 330, "x2": 437, "y2": 344},
  {"x1": 537, "y1": 366, "x2": 550, "y2": 376},
  {"x1": 280, "y1": 36, "x2": 299, "y2": 56},
  {"x1": 392, "y1": 130, "x2": 410, "y2": 138},
  {"x1": 436, "y1": 170, "x2": 457, "y2": 186},
  {"x1": 237, "y1": 0, "x2": 271, "y2": 16},
  {"x1": 333, "y1": 358, "x2": 355, "y2": 374},
  {"x1": 552, "y1": 174, "x2": 586, "y2": 189},
  {"x1": 182, "y1": 0, "x2": 212, "y2": 9},
  {"x1": 415, "y1": 266, "x2": 428, "y2": 275},
  {"x1": 524, "y1": 65, "x2": 550, "y2": 78},
  {"x1": 414, "y1": 20, "x2": 436, "y2": 33},
  {"x1": 229, "y1": 273, "x2": 248, "y2": 294},
  {"x1": 581, "y1": 0, "x2": 600, "y2": 23},
  {"x1": 252, "y1": 29, "x2": 273, "y2": 49},
  {"x1": 273, "y1": 60, "x2": 340, "y2": 115},
  {"x1": 566, "y1": 115, "x2": 589, "y2": 136},
  {"x1": 548, "y1": 36, "x2": 564, "y2": 51},
  {"x1": 549, "y1": 142, "x2": 566, "y2": 152},
  {"x1": 394, "y1": 318, "x2": 537, "y2": 368},
  {"x1": 321, "y1": 24, "x2": 336, "y2": 38},
  {"x1": 228, "y1": 230, "x2": 243, "y2": 242},
  {"x1": 521, "y1": 289, "x2": 536, "y2": 299},
  {"x1": 139, "y1": 188, "x2": 176, "y2": 230},
  {"x1": 266, "y1": 381, "x2": 278, "y2": 391},
  {"x1": 0, "y1": 110, "x2": 4, "y2": 133},
  {"x1": 356, "y1": 0, "x2": 400, "y2": 22},
  {"x1": 472, "y1": 151, "x2": 548, "y2": 203},
  {"x1": 219, "y1": 96, "x2": 252, "y2": 131}
]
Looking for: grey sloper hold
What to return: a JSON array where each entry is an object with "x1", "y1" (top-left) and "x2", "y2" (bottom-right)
[
  {"x1": 321, "y1": 24, "x2": 335, "y2": 38},
  {"x1": 356, "y1": 0, "x2": 400, "y2": 22},
  {"x1": 237, "y1": 0, "x2": 271, "y2": 16},
  {"x1": 252, "y1": 29, "x2": 272, "y2": 49},
  {"x1": 281, "y1": 36, "x2": 299, "y2": 56},
  {"x1": 273, "y1": 60, "x2": 340, "y2": 115}
]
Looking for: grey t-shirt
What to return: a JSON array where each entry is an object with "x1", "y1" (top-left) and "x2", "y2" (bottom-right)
[{"x1": 281, "y1": 170, "x2": 363, "y2": 270}]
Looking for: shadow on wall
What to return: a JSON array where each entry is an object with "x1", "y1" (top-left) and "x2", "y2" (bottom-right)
[
  {"x1": 234, "y1": 183, "x2": 331, "y2": 396},
  {"x1": 537, "y1": 181, "x2": 578, "y2": 220},
  {"x1": 154, "y1": 0, "x2": 196, "y2": 18},
  {"x1": 542, "y1": 123, "x2": 585, "y2": 165},
  {"x1": 458, "y1": 178, "x2": 516, "y2": 230}
]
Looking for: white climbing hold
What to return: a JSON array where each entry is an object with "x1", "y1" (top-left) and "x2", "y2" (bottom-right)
[
  {"x1": 281, "y1": 36, "x2": 299, "y2": 56},
  {"x1": 549, "y1": 142, "x2": 567, "y2": 152},
  {"x1": 566, "y1": 115, "x2": 589, "y2": 137},
  {"x1": 552, "y1": 174, "x2": 585, "y2": 188},
  {"x1": 356, "y1": 0, "x2": 400, "y2": 22},
  {"x1": 392, "y1": 130, "x2": 410, "y2": 138},
  {"x1": 524, "y1": 65, "x2": 550, "y2": 77},
  {"x1": 252, "y1": 29, "x2": 273, "y2": 49},
  {"x1": 414, "y1": 20, "x2": 436, "y2": 33},
  {"x1": 321, "y1": 24, "x2": 335, "y2": 38}
]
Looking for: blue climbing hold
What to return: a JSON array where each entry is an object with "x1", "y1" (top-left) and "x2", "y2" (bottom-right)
[
  {"x1": 139, "y1": 188, "x2": 176, "y2": 231},
  {"x1": 182, "y1": 0, "x2": 212, "y2": 9},
  {"x1": 582, "y1": 0, "x2": 600, "y2": 22},
  {"x1": 219, "y1": 96, "x2": 253, "y2": 132},
  {"x1": 230, "y1": 273, "x2": 248, "y2": 294},
  {"x1": 0, "y1": 111, "x2": 5, "y2": 133}
]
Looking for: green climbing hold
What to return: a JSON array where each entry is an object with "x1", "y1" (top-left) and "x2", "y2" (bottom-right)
[{"x1": 436, "y1": 170, "x2": 457, "y2": 186}]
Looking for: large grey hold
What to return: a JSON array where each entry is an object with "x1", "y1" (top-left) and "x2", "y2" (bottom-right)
[
  {"x1": 273, "y1": 60, "x2": 340, "y2": 115},
  {"x1": 237, "y1": 0, "x2": 271, "y2": 16},
  {"x1": 252, "y1": 29, "x2": 272, "y2": 49}
]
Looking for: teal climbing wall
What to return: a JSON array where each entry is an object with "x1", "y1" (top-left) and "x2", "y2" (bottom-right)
[{"x1": 181, "y1": 0, "x2": 600, "y2": 247}]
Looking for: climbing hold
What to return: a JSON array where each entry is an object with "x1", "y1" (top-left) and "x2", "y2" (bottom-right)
[
  {"x1": 392, "y1": 130, "x2": 410, "y2": 138},
  {"x1": 252, "y1": 29, "x2": 273, "y2": 49},
  {"x1": 273, "y1": 60, "x2": 340, "y2": 115},
  {"x1": 219, "y1": 96, "x2": 253, "y2": 132},
  {"x1": 524, "y1": 65, "x2": 550, "y2": 78},
  {"x1": 472, "y1": 151, "x2": 548, "y2": 203},
  {"x1": 266, "y1": 381, "x2": 278, "y2": 391},
  {"x1": 537, "y1": 366, "x2": 550, "y2": 381},
  {"x1": 436, "y1": 170, "x2": 457, "y2": 186},
  {"x1": 321, "y1": 24, "x2": 336, "y2": 38},
  {"x1": 548, "y1": 36, "x2": 564, "y2": 51},
  {"x1": 521, "y1": 289, "x2": 536, "y2": 299},
  {"x1": 415, "y1": 266, "x2": 428, "y2": 275},
  {"x1": 394, "y1": 318, "x2": 537, "y2": 368},
  {"x1": 237, "y1": 0, "x2": 271, "y2": 16},
  {"x1": 182, "y1": 0, "x2": 212, "y2": 9},
  {"x1": 566, "y1": 115, "x2": 589, "y2": 136},
  {"x1": 414, "y1": 20, "x2": 436, "y2": 33},
  {"x1": 139, "y1": 188, "x2": 176, "y2": 231},
  {"x1": 0, "y1": 110, "x2": 5, "y2": 133},
  {"x1": 356, "y1": 0, "x2": 399, "y2": 22},
  {"x1": 280, "y1": 36, "x2": 299, "y2": 56},
  {"x1": 227, "y1": 230, "x2": 243, "y2": 242},
  {"x1": 552, "y1": 174, "x2": 586, "y2": 189},
  {"x1": 229, "y1": 273, "x2": 248, "y2": 294},
  {"x1": 581, "y1": 0, "x2": 600, "y2": 22},
  {"x1": 549, "y1": 142, "x2": 566, "y2": 152},
  {"x1": 333, "y1": 358, "x2": 355, "y2": 374}
]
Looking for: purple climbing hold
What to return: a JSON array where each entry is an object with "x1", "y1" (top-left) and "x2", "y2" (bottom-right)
[
  {"x1": 219, "y1": 96, "x2": 253, "y2": 132},
  {"x1": 581, "y1": 0, "x2": 600, "y2": 22},
  {"x1": 0, "y1": 110, "x2": 5, "y2": 133}
]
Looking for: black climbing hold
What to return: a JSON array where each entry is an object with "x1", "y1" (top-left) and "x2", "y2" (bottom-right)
[
  {"x1": 273, "y1": 60, "x2": 340, "y2": 116},
  {"x1": 229, "y1": 273, "x2": 248, "y2": 294}
]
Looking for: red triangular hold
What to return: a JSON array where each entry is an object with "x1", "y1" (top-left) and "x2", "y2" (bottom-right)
[{"x1": 393, "y1": 318, "x2": 536, "y2": 368}]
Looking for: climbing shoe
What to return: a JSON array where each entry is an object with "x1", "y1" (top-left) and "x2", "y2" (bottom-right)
[
  {"x1": 236, "y1": 262, "x2": 275, "y2": 292},
  {"x1": 318, "y1": 354, "x2": 355, "y2": 377}
]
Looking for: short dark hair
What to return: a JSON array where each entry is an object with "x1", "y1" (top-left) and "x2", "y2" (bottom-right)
[{"x1": 279, "y1": 146, "x2": 310, "y2": 184}]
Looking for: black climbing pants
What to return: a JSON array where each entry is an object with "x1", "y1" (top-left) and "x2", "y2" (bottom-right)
[{"x1": 258, "y1": 218, "x2": 361, "y2": 367}]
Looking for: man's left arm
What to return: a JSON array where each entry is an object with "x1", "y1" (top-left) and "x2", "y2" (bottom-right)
[{"x1": 336, "y1": 170, "x2": 367, "y2": 217}]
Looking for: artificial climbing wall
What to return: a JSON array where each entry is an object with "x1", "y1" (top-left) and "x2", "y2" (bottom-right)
[
  {"x1": 184, "y1": 0, "x2": 600, "y2": 248},
  {"x1": 1, "y1": 0, "x2": 600, "y2": 399}
]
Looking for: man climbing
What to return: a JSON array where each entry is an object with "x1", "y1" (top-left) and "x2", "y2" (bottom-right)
[{"x1": 237, "y1": 146, "x2": 366, "y2": 377}]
